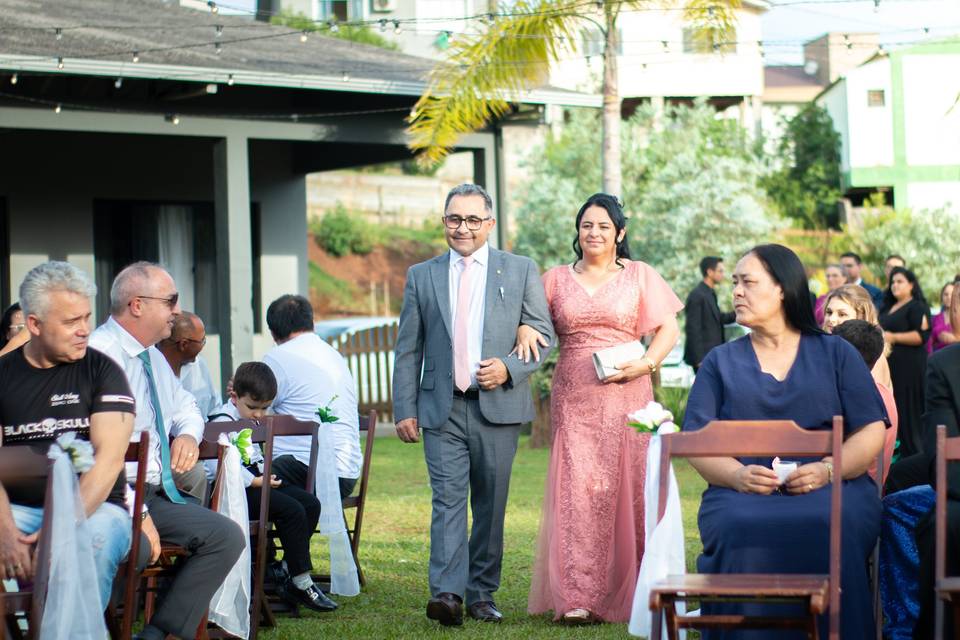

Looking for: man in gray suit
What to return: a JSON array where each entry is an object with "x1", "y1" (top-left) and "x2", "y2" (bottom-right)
[{"x1": 393, "y1": 183, "x2": 554, "y2": 626}]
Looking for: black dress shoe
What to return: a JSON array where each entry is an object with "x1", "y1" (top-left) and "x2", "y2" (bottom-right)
[
  {"x1": 285, "y1": 583, "x2": 338, "y2": 612},
  {"x1": 468, "y1": 601, "x2": 503, "y2": 623},
  {"x1": 426, "y1": 592, "x2": 463, "y2": 626}
]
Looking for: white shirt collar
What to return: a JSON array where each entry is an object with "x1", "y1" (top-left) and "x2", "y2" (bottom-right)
[
  {"x1": 449, "y1": 242, "x2": 489, "y2": 267},
  {"x1": 104, "y1": 316, "x2": 150, "y2": 359}
]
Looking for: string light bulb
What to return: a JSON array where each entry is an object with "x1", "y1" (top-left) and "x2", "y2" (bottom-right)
[
  {"x1": 114, "y1": 77, "x2": 123, "y2": 89},
  {"x1": 165, "y1": 113, "x2": 180, "y2": 125},
  {"x1": 342, "y1": 70, "x2": 350, "y2": 82},
  {"x1": 595, "y1": 1, "x2": 603, "y2": 15},
  {"x1": 207, "y1": 1, "x2": 219, "y2": 14},
  {"x1": 54, "y1": 103, "x2": 61, "y2": 114},
  {"x1": 215, "y1": 41, "x2": 222, "y2": 54},
  {"x1": 329, "y1": 21, "x2": 339, "y2": 34},
  {"x1": 923, "y1": 26, "x2": 930, "y2": 34},
  {"x1": 227, "y1": 73, "x2": 235, "y2": 86},
  {"x1": 758, "y1": 40, "x2": 764, "y2": 58},
  {"x1": 55, "y1": 27, "x2": 63, "y2": 41},
  {"x1": 10, "y1": 73, "x2": 17, "y2": 85},
  {"x1": 57, "y1": 57, "x2": 64, "y2": 69},
  {"x1": 873, "y1": 0, "x2": 880, "y2": 12},
  {"x1": 132, "y1": 50, "x2": 140, "y2": 63},
  {"x1": 393, "y1": 20, "x2": 402, "y2": 34},
  {"x1": 661, "y1": 40, "x2": 669, "y2": 53},
  {"x1": 300, "y1": 30, "x2": 308, "y2": 43},
  {"x1": 486, "y1": 13, "x2": 495, "y2": 24},
  {"x1": 215, "y1": 25, "x2": 223, "y2": 38},
  {"x1": 379, "y1": 19, "x2": 387, "y2": 33}
]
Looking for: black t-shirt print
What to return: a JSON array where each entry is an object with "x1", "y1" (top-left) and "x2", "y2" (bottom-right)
[{"x1": 0, "y1": 346, "x2": 135, "y2": 507}]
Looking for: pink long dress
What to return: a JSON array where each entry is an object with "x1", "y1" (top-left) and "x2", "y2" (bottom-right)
[{"x1": 528, "y1": 260, "x2": 683, "y2": 622}]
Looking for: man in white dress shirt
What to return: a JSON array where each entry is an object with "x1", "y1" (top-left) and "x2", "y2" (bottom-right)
[
  {"x1": 89, "y1": 262, "x2": 244, "y2": 640},
  {"x1": 262, "y1": 294, "x2": 361, "y2": 499}
]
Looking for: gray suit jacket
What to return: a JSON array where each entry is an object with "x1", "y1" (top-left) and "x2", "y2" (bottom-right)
[{"x1": 392, "y1": 247, "x2": 555, "y2": 429}]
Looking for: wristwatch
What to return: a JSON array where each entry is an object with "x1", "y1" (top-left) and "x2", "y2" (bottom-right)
[
  {"x1": 821, "y1": 460, "x2": 834, "y2": 483},
  {"x1": 642, "y1": 356, "x2": 657, "y2": 374}
]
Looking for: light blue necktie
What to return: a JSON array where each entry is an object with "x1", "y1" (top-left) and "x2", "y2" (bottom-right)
[{"x1": 137, "y1": 350, "x2": 185, "y2": 504}]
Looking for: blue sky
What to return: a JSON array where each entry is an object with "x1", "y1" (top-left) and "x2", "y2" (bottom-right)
[{"x1": 761, "y1": 0, "x2": 960, "y2": 64}]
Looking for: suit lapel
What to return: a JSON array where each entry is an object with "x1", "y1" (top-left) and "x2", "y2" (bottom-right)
[
  {"x1": 701, "y1": 283, "x2": 721, "y2": 321},
  {"x1": 430, "y1": 254, "x2": 453, "y2": 339},
  {"x1": 482, "y1": 249, "x2": 504, "y2": 347}
]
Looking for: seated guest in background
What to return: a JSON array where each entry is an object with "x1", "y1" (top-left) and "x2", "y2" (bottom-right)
[
  {"x1": 262, "y1": 294, "x2": 361, "y2": 499},
  {"x1": 684, "y1": 256, "x2": 735, "y2": 373},
  {"x1": 832, "y1": 320, "x2": 897, "y2": 484},
  {"x1": 207, "y1": 361, "x2": 336, "y2": 612},
  {"x1": 0, "y1": 262, "x2": 135, "y2": 612},
  {"x1": 157, "y1": 311, "x2": 221, "y2": 418},
  {"x1": 0, "y1": 302, "x2": 29, "y2": 356},
  {"x1": 928, "y1": 281, "x2": 956, "y2": 353},
  {"x1": 840, "y1": 251, "x2": 883, "y2": 309},
  {"x1": 684, "y1": 244, "x2": 888, "y2": 640},
  {"x1": 814, "y1": 264, "x2": 846, "y2": 326},
  {"x1": 822, "y1": 285, "x2": 898, "y2": 481},
  {"x1": 89, "y1": 261, "x2": 244, "y2": 640}
]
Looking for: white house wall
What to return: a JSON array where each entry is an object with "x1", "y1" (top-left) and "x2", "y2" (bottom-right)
[
  {"x1": 845, "y1": 57, "x2": 893, "y2": 170},
  {"x1": 820, "y1": 81, "x2": 852, "y2": 174},
  {"x1": 901, "y1": 54, "x2": 960, "y2": 167}
]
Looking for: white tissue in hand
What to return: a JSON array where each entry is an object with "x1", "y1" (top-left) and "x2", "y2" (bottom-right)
[{"x1": 772, "y1": 456, "x2": 798, "y2": 485}]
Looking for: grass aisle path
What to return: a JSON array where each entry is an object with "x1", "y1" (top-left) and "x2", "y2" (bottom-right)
[{"x1": 262, "y1": 436, "x2": 706, "y2": 639}]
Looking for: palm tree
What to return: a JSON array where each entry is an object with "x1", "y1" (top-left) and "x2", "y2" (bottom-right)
[{"x1": 407, "y1": 0, "x2": 738, "y2": 196}]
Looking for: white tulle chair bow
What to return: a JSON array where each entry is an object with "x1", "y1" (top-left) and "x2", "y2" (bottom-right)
[
  {"x1": 628, "y1": 420, "x2": 690, "y2": 639},
  {"x1": 40, "y1": 433, "x2": 108, "y2": 640},
  {"x1": 209, "y1": 432, "x2": 252, "y2": 639},
  {"x1": 313, "y1": 424, "x2": 360, "y2": 596}
]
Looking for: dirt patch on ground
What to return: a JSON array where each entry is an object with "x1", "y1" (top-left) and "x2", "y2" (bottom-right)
[{"x1": 308, "y1": 234, "x2": 439, "y2": 318}]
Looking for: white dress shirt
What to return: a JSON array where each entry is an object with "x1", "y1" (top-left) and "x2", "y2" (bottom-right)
[
  {"x1": 448, "y1": 242, "x2": 489, "y2": 388},
  {"x1": 180, "y1": 358, "x2": 222, "y2": 418},
  {"x1": 263, "y1": 333, "x2": 362, "y2": 480},
  {"x1": 89, "y1": 317, "x2": 205, "y2": 485}
]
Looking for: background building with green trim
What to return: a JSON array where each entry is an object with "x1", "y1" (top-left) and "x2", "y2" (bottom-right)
[{"x1": 818, "y1": 38, "x2": 960, "y2": 214}]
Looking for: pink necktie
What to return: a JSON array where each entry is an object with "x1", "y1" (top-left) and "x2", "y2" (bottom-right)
[{"x1": 454, "y1": 256, "x2": 474, "y2": 392}]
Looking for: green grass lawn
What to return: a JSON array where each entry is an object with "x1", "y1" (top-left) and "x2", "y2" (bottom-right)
[{"x1": 260, "y1": 435, "x2": 706, "y2": 639}]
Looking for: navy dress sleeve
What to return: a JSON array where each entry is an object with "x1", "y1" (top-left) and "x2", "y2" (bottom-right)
[
  {"x1": 682, "y1": 348, "x2": 724, "y2": 432},
  {"x1": 834, "y1": 337, "x2": 890, "y2": 437}
]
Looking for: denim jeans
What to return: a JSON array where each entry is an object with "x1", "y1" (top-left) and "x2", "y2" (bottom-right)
[{"x1": 11, "y1": 501, "x2": 132, "y2": 610}]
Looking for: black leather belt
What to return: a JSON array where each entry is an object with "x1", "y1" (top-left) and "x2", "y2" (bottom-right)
[{"x1": 453, "y1": 387, "x2": 480, "y2": 399}]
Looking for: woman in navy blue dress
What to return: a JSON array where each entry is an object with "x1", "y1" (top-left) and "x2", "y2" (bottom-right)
[{"x1": 683, "y1": 244, "x2": 889, "y2": 640}]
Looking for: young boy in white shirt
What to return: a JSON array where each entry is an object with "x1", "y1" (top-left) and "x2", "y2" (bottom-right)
[{"x1": 209, "y1": 361, "x2": 337, "y2": 613}]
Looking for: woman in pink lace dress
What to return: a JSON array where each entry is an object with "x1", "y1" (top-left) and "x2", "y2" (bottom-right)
[{"x1": 525, "y1": 194, "x2": 682, "y2": 624}]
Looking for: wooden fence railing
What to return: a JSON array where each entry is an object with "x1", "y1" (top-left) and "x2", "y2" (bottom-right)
[{"x1": 327, "y1": 323, "x2": 398, "y2": 422}]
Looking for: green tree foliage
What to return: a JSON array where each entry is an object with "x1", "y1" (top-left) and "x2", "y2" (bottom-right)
[
  {"x1": 847, "y1": 207, "x2": 960, "y2": 303},
  {"x1": 513, "y1": 102, "x2": 781, "y2": 296},
  {"x1": 762, "y1": 105, "x2": 842, "y2": 229},
  {"x1": 313, "y1": 203, "x2": 374, "y2": 257},
  {"x1": 271, "y1": 8, "x2": 399, "y2": 50}
]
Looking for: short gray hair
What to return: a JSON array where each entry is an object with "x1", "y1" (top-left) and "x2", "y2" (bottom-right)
[
  {"x1": 444, "y1": 183, "x2": 493, "y2": 215},
  {"x1": 19, "y1": 261, "x2": 97, "y2": 319},
  {"x1": 110, "y1": 261, "x2": 166, "y2": 315}
]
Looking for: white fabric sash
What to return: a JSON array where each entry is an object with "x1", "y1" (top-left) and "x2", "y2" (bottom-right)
[
  {"x1": 629, "y1": 423, "x2": 688, "y2": 638},
  {"x1": 313, "y1": 423, "x2": 360, "y2": 596},
  {"x1": 40, "y1": 445, "x2": 108, "y2": 640},
  {"x1": 209, "y1": 434, "x2": 252, "y2": 639}
]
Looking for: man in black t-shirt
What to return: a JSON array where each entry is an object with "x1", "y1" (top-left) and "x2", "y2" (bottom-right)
[{"x1": 0, "y1": 261, "x2": 135, "y2": 614}]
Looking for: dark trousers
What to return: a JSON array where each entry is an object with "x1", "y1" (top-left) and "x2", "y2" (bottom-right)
[
  {"x1": 271, "y1": 454, "x2": 358, "y2": 499},
  {"x1": 915, "y1": 500, "x2": 960, "y2": 638},
  {"x1": 144, "y1": 484, "x2": 246, "y2": 638},
  {"x1": 245, "y1": 482, "x2": 320, "y2": 577}
]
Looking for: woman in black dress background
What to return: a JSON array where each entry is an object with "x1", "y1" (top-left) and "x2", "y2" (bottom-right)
[{"x1": 879, "y1": 266, "x2": 930, "y2": 458}]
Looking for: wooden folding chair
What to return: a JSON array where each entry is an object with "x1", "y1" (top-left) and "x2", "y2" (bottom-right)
[
  {"x1": 137, "y1": 436, "x2": 225, "y2": 640},
  {"x1": 201, "y1": 418, "x2": 275, "y2": 639},
  {"x1": 107, "y1": 432, "x2": 150, "y2": 640},
  {"x1": 649, "y1": 417, "x2": 844, "y2": 640},
  {"x1": 935, "y1": 424, "x2": 960, "y2": 639},
  {"x1": 0, "y1": 447, "x2": 54, "y2": 640},
  {"x1": 341, "y1": 410, "x2": 377, "y2": 587}
]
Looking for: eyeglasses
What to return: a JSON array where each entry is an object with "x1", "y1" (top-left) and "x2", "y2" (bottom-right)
[
  {"x1": 182, "y1": 335, "x2": 206, "y2": 347},
  {"x1": 8, "y1": 323, "x2": 25, "y2": 333},
  {"x1": 443, "y1": 215, "x2": 492, "y2": 231},
  {"x1": 135, "y1": 293, "x2": 179, "y2": 309}
]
